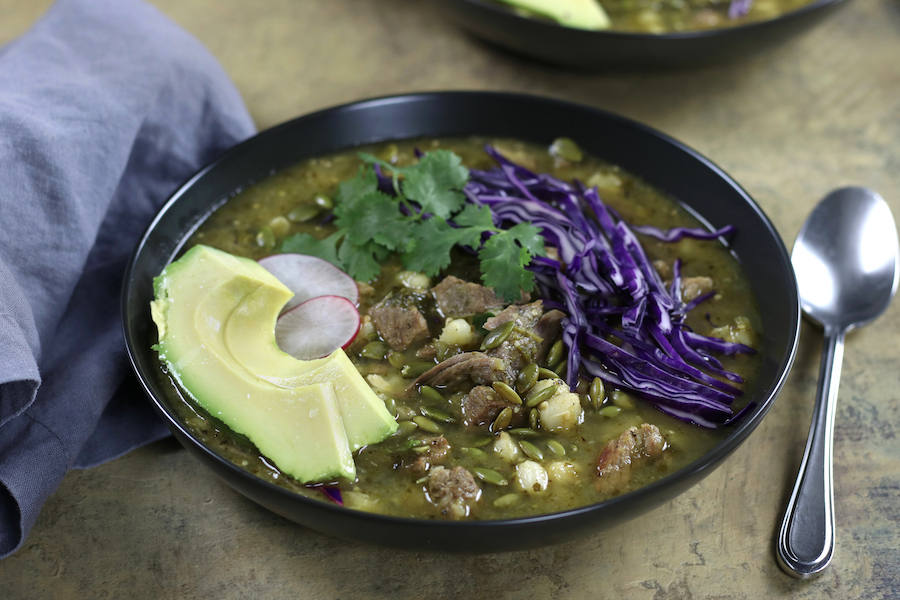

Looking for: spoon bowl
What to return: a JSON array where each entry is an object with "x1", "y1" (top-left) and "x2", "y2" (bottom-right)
[
  {"x1": 792, "y1": 187, "x2": 900, "y2": 330},
  {"x1": 777, "y1": 187, "x2": 899, "y2": 578}
]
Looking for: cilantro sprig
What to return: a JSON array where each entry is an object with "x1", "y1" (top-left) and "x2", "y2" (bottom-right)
[{"x1": 280, "y1": 149, "x2": 545, "y2": 301}]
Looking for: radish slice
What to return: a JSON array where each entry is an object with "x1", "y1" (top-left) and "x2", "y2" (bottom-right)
[
  {"x1": 275, "y1": 295, "x2": 361, "y2": 360},
  {"x1": 259, "y1": 254, "x2": 359, "y2": 313}
]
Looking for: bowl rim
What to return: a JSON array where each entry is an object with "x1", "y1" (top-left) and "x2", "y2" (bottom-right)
[
  {"x1": 444, "y1": 0, "x2": 848, "y2": 39},
  {"x1": 122, "y1": 90, "x2": 801, "y2": 535}
]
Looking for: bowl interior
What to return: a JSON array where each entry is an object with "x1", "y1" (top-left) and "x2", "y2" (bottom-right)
[{"x1": 123, "y1": 91, "x2": 800, "y2": 552}]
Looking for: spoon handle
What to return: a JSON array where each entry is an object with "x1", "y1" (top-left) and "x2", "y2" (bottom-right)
[{"x1": 776, "y1": 328, "x2": 844, "y2": 578}]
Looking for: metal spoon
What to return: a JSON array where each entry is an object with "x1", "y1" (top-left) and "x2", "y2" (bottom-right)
[{"x1": 777, "y1": 187, "x2": 899, "y2": 578}]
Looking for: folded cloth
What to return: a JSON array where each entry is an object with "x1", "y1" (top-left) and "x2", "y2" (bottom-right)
[{"x1": 0, "y1": 0, "x2": 256, "y2": 558}]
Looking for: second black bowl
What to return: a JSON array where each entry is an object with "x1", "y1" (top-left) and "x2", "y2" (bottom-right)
[{"x1": 433, "y1": 0, "x2": 849, "y2": 70}]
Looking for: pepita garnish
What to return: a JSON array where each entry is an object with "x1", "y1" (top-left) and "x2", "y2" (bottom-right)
[
  {"x1": 473, "y1": 467, "x2": 509, "y2": 486},
  {"x1": 286, "y1": 203, "x2": 320, "y2": 223},
  {"x1": 537, "y1": 367, "x2": 560, "y2": 380},
  {"x1": 599, "y1": 406, "x2": 622, "y2": 418},
  {"x1": 413, "y1": 415, "x2": 442, "y2": 433},
  {"x1": 394, "y1": 420, "x2": 418, "y2": 436},
  {"x1": 588, "y1": 377, "x2": 605, "y2": 410},
  {"x1": 481, "y1": 320, "x2": 515, "y2": 350},
  {"x1": 492, "y1": 381, "x2": 523, "y2": 405},
  {"x1": 517, "y1": 362, "x2": 539, "y2": 394},
  {"x1": 519, "y1": 440, "x2": 544, "y2": 461},
  {"x1": 460, "y1": 447, "x2": 487, "y2": 459},
  {"x1": 493, "y1": 493, "x2": 520, "y2": 507},
  {"x1": 546, "y1": 339, "x2": 564, "y2": 367},
  {"x1": 419, "y1": 385, "x2": 444, "y2": 403},
  {"x1": 420, "y1": 406, "x2": 455, "y2": 423},
  {"x1": 546, "y1": 440, "x2": 566, "y2": 457},
  {"x1": 525, "y1": 385, "x2": 556, "y2": 408},
  {"x1": 529, "y1": 407, "x2": 540, "y2": 430},
  {"x1": 360, "y1": 341, "x2": 387, "y2": 360},
  {"x1": 491, "y1": 407, "x2": 513, "y2": 431},
  {"x1": 401, "y1": 361, "x2": 435, "y2": 379}
]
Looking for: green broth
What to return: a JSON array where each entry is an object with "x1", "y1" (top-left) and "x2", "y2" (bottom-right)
[{"x1": 162, "y1": 137, "x2": 762, "y2": 520}]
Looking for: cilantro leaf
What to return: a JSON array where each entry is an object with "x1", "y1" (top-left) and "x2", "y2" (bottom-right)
[
  {"x1": 452, "y1": 203, "x2": 495, "y2": 230},
  {"x1": 400, "y1": 150, "x2": 468, "y2": 219},
  {"x1": 339, "y1": 190, "x2": 411, "y2": 251},
  {"x1": 338, "y1": 239, "x2": 383, "y2": 282},
  {"x1": 334, "y1": 165, "x2": 378, "y2": 219},
  {"x1": 402, "y1": 217, "x2": 468, "y2": 275},
  {"x1": 478, "y1": 232, "x2": 536, "y2": 301},
  {"x1": 280, "y1": 231, "x2": 343, "y2": 267},
  {"x1": 505, "y1": 221, "x2": 546, "y2": 258}
]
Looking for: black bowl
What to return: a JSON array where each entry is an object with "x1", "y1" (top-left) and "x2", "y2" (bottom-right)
[
  {"x1": 432, "y1": 0, "x2": 849, "y2": 69},
  {"x1": 123, "y1": 91, "x2": 800, "y2": 553}
]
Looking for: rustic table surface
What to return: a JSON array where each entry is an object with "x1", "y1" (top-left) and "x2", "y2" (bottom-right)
[{"x1": 2, "y1": 0, "x2": 898, "y2": 598}]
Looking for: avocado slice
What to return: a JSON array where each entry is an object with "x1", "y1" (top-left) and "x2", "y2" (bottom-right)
[
  {"x1": 150, "y1": 245, "x2": 397, "y2": 483},
  {"x1": 493, "y1": 0, "x2": 610, "y2": 30}
]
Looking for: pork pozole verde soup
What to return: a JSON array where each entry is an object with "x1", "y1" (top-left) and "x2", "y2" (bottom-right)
[
  {"x1": 155, "y1": 137, "x2": 761, "y2": 520},
  {"x1": 488, "y1": 0, "x2": 817, "y2": 33}
]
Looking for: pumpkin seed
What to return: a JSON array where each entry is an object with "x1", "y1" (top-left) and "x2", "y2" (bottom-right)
[
  {"x1": 549, "y1": 137, "x2": 584, "y2": 163},
  {"x1": 378, "y1": 143, "x2": 400, "y2": 164},
  {"x1": 491, "y1": 407, "x2": 513, "y2": 431},
  {"x1": 461, "y1": 447, "x2": 487, "y2": 459},
  {"x1": 470, "y1": 436, "x2": 493, "y2": 448},
  {"x1": 268, "y1": 215, "x2": 291, "y2": 237},
  {"x1": 413, "y1": 416, "x2": 442, "y2": 433},
  {"x1": 387, "y1": 351, "x2": 405, "y2": 369},
  {"x1": 395, "y1": 406, "x2": 417, "y2": 421},
  {"x1": 516, "y1": 363, "x2": 539, "y2": 394},
  {"x1": 473, "y1": 467, "x2": 508, "y2": 486},
  {"x1": 599, "y1": 406, "x2": 622, "y2": 418},
  {"x1": 493, "y1": 493, "x2": 520, "y2": 507},
  {"x1": 492, "y1": 381, "x2": 522, "y2": 405},
  {"x1": 394, "y1": 420, "x2": 418, "y2": 436},
  {"x1": 313, "y1": 193, "x2": 333, "y2": 210},
  {"x1": 420, "y1": 406, "x2": 454, "y2": 423},
  {"x1": 525, "y1": 385, "x2": 556, "y2": 408},
  {"x1": 546, "y1": 440, "x2": 566, "y2": 457},
  {"x1": 538, "y1": 367, "x2": 559, "y2": 380},
  {"x1": 529, "y1": 408, "x2": 540, "y2": 430},
  {"x1": 610, "y1": 391, "x2": 635, "y2": 410},
  {"x1": 545, "y1": 339, "x2": 564, "y2": 367},
  {"x1": 434, "y1": 341, "x2": 454, "y2": 361},
  {"x1": 519, "y1": 440, "x2": 544, "y2": 461},
  {"x1": 588, "y1": 377, "x2": 605, "y2": 409},
  {"x1": 481, "y1": 320, "x2": 515, "y2": 350},
  {"x1": 553, "y1": 361, "x2": 567, "y2": 379},
  {"x1": 360, "y1": 341, "x2": 387, "y2": 360},
  {"x1": 419, "y1": 385, "x2": 444, "y2": 403},
  {"x1": 508, "y1": 427, "x2": 539, "y2": 438},
  {"x1": 411, "y1": 445, "x2": 430, "y2": 454},
  {"x1": 286, "y1": 203, "x2": 320, "y2": 223},
  {"x1": 401, "y1": 361, "x2": 434, "y2": 379},
  {"x1": 255, "y1": 226, "x2": 276, "y2": 250}
]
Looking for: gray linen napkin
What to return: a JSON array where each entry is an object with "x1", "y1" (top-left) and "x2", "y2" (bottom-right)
[{"x1": 0, "y1": 0, "x2": 256, "y2": 558}]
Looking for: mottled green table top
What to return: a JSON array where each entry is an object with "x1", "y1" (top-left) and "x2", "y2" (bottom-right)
[{"x1": 1, "y1": 0, "x2": 898, "y2": 598}]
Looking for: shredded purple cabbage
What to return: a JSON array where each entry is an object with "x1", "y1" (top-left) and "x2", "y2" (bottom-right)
[
  {"x1": 629, "y1": 223, "x2": 736, "y2": 243},
  {"x1": 319, "y1": 486, "x2": 343, "y2": 505},
  {"x1": 728, "y1": 0, "x2": 753, "y2": 19},
  {"x1": 464, "y1": 145, "x2": 757, "y2": 428}
]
